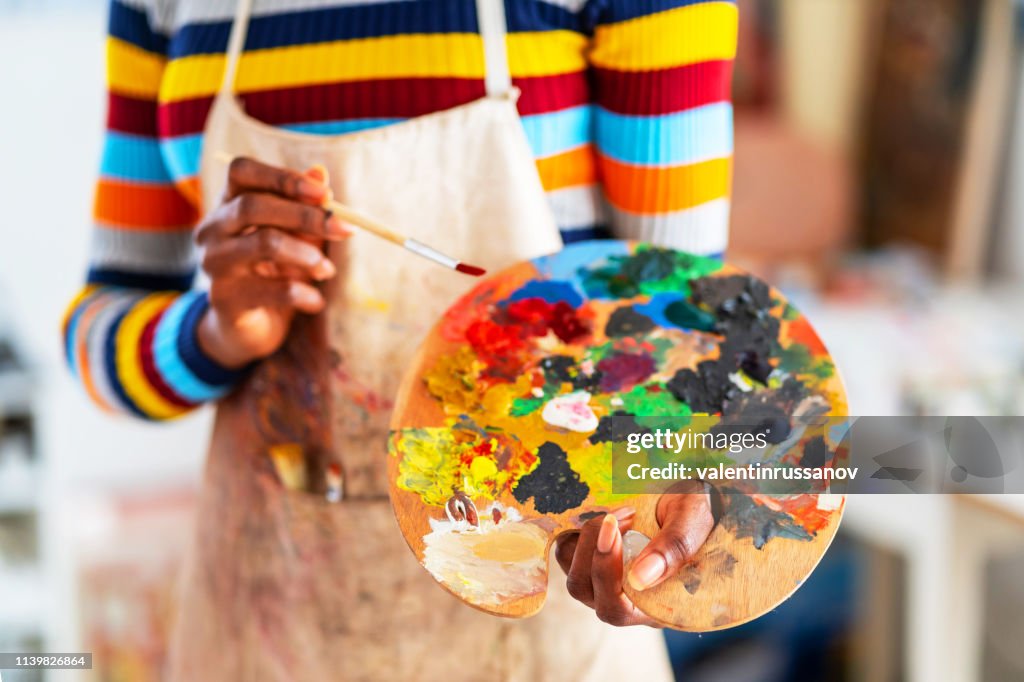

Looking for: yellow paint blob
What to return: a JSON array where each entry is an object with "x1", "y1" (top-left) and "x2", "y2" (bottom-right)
[
  {"x1": 470, "y1": 455, "x2": 498, "y2": 481},
  {"x1": 423, "y1": 518, "x2": 549, "y2": 605},
  {"x1": 481, "y1": 373, "x2": 533, "y2": 416},
  {"x1": 394, "y1": 429, "x2": 461, "y2": 507},
  {"x1": 470, "y1": 527, "x2": 547, "y2": 563},
  {"x1": 424, "y1": 346, "x2": 484, "y2": 413}
]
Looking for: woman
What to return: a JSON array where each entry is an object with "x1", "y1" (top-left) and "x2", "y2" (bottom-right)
[{"x1": 64, "y1": 0, "x2": 736, "y2": 679}]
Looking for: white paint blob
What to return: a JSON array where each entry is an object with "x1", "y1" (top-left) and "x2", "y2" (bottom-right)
[
  {"x1": 541, "y1": 391, "x2": 599, "y2": 432},
  {"x1": 422, "y1": 504, "x2": 548, "y2": 606},
  {"x1": 816, "y1": 493, "x2": 843, "y2": 511}
]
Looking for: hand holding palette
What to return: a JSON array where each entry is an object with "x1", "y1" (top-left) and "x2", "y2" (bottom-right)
[{"x1": 387, "y1": 241, "x2": 848, "y2": 631}]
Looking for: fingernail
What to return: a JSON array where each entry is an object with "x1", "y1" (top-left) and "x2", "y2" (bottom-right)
[
  {"x1": 596, "y1": 514, "x2": 618, "y2": 554},
  {"x1": 306, "y1": 164, "x2": 328, "y2": 183},
  {"x1": 324, "y1": 210, "x2": 349, "y2": 239},
  {"x1": 612, "y1": 507, "x2": 636, "y2": 522},
  {"x1": 292, "y1": 285, "x2": 322, "y2": 309},
  {"x1": 627, "y1": 552, "x2": 667, "y2": 591},
  {"x1": 313, "y1": 258, "x2": 336, "y2": 280},
  {"x1": 299, "y1": 180, "x2": 327, "y2": 201}
]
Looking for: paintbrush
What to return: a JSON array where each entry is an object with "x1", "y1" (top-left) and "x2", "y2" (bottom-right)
[{"x1": 214, "y1": 152, "x2": 486, "y2": 277}]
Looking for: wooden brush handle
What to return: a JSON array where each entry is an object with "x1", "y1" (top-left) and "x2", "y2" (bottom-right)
[{"x1": 324, "y1": 199, "x2": 406, "y2": 246}]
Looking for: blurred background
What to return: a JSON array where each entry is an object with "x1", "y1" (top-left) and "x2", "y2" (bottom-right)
[{"x1": 1, "y1": 0, "x2": 1023, "y2": 680}]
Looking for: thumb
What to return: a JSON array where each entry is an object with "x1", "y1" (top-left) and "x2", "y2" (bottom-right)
[{"x1": 626, "y1": 482, "x2": 714, "y2": 592}]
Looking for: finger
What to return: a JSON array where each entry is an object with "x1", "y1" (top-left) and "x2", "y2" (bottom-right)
[
  {"x1": 557, "y1": 507, "x2": 635, "y2": 577},
  {"x1": 627, "y1": 483, "x2": 714, "y2": 592},
  {"x1": 565, "y1": 516, "x2": 602, "y2": 607},
  {"x1": 203, "y1": 228, "x2": 335, "y2": 281},
  {"x1": 213, "y1": 193, "x2": 349, "y2": 243},
  {"x1": 253, "y1": 262, "x2": 321, "y2": 281},
  {"x1": 554, "y1": 532, "x2": 579, "y2": 576},
  {"x1": 224, "y1": 156, "x2": 328, "y2": 204},
  {"x1": 215, "y1": 275, "x2": 326, "y2": 316},
  {"x1": 284, "y1": 280, "x2": 326, "y2": 314},
  {"x1": 592, "y1": 515, "x2": 656, "y2": 627}
]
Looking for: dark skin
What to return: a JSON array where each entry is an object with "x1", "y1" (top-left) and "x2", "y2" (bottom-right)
[
  {"x1": 195, "y1": 157, "x2": 349, "y2": 369},
  {"x1": 195, "y1": 158, "x2": 717, "y2": 626},
  {"x1": 554, "y1": 480, "x2": 714, "y2": 626}
]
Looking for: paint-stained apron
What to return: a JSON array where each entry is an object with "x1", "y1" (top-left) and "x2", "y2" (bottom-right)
[{"x1": 166, "y1": 0, "x2": 674, "y2": 680}]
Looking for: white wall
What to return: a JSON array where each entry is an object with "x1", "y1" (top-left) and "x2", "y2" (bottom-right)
[{"x1": 0, "y1": 1, "x2": 211, "y2": 658}]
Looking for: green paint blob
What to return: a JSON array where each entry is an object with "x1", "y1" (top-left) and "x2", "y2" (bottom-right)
[
  {"x1": 619, "y1": 383, "x2": 692, "y2": 428},
  {"x1": 579, "y1": 246, "x2": 722, "y2": 300},
  {"x1": 777, "y1": 343, "x2": 835, "y2": 380},
  {"x1": 510, "y1": 397, "x2": 544, "y2": 416},
  {"x1": 664, "y1": 300, "x2": 717, "y2": 332},
  {"x1": 585, "y1": 341, "x2": 617, "y2": 364}
]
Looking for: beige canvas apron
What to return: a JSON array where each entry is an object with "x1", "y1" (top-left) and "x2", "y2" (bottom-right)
[{"x1": 167, "y1": 1, "x2": 675, "y2": 679}]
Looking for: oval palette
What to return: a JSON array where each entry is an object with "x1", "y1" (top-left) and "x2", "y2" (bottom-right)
[{"x1": 387, "y1": 241, "x2": 848, "y2": 630}]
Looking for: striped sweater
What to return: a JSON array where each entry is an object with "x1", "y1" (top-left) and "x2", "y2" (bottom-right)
[{"x1": 64, "y1": 0, "x2": 738, "y2": 420}]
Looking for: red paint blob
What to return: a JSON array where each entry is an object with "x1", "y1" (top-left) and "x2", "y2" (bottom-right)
[
  {"x1": 465, "y1": 319, "x2": 527, "y2": 359},
  {"x1": 456, "y1": 263, "x2": 487, "y2": 277},
  {"x1": 504, "y1": 297, "x2": 590, "y2": 343},
  {"x1": 548, "y1": 301, "x2": 589, "y2": 343},
  {"x1": 505, "y1": 298, "x2": 553, "y2": 336}
]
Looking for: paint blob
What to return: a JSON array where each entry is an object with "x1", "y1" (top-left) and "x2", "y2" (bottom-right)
[
  {"x1": 513, "y1": 442, "x2": 590, "y2": 513},
  {"x1": 541, "y1": 391, "x2": 599, "y2": 432},
  {"x1": 422, "y1": 506, "x2": 548, "y2": 606}
]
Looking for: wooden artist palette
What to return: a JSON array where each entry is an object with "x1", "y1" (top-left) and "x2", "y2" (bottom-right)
[{"x1": 387, "y1": 241, "x2": 848, "y2": 631}]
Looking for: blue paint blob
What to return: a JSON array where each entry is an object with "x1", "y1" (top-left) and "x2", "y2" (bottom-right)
[
  {"x1": 636, "y1": 292, "x2": 717, "y2": 332},
  {"x1": 532, "y1": 240, "x2": 630, "y2": 285},
  {"x1": 635, "y1": 292, "x2": 686, "y2": 328},
  {"x1": 507, "y1": 280, "x2": 584, "y2": 307}
]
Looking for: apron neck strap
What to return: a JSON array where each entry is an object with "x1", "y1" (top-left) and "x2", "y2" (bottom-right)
[
  {"x1": 220, "y1": 0, "x2": 255, "y2": 96},
  {"x1": 476, "y1": 0, "x2": 512, "y2": 97},
  {"x1": 220, "y1": 0, "x2": 511, "y2": 98}
]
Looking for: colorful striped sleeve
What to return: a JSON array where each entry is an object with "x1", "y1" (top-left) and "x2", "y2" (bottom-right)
[
  {"x1": 587, "y1": 0, "x2": 738, "y2": 256},
  {"x1": 62, "y1": 0, "x2": 245, "y2": 420}
]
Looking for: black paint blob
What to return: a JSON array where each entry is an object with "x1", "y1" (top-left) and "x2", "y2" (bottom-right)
[
  {"x1": 713, "y1": 378, "x2": 807, "y2": 442},
  {"x1": 605, "y1": 306, "x2": 657, "y2": 337},
  {"x1": 737, "y1": 349, "x2": 773, "y2": 384},
  {"x1": 801, "y1": 436, "x2": 831, "y2": 468},
  {"x1": 720, "y1": 489, "x2": 814, "y2": 549},
  {"x1": 513, "y1": 442, "x2": 590, "y2": 513},
  {"x1": 667, "y1": 361, "x2": 736, "y2": 414},
  {"x1": 665, "y1": 275, "x2": 794, "y2": 419},
  {"x1": 540, "y1": 354, "x2": 603, "y2": 391},
  {"x1": 591, "y1": 411, "x2": 651, "y2": 444},
  {"x1": 540, "y1": 355, "x2": 575, "y2": 383}
]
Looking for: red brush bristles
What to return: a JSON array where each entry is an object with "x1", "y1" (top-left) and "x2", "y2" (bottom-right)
[{"x1": 456, "y1": 263, "x2": 487, "y2": 277}]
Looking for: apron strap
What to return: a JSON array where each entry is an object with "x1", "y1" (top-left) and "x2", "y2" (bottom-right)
[
  {"x1": 476, "y1": 0, "x2": 513, "y2": 97},
  {"x1": 220, "y1": 0, "x2": 255, "y2": 96}
]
